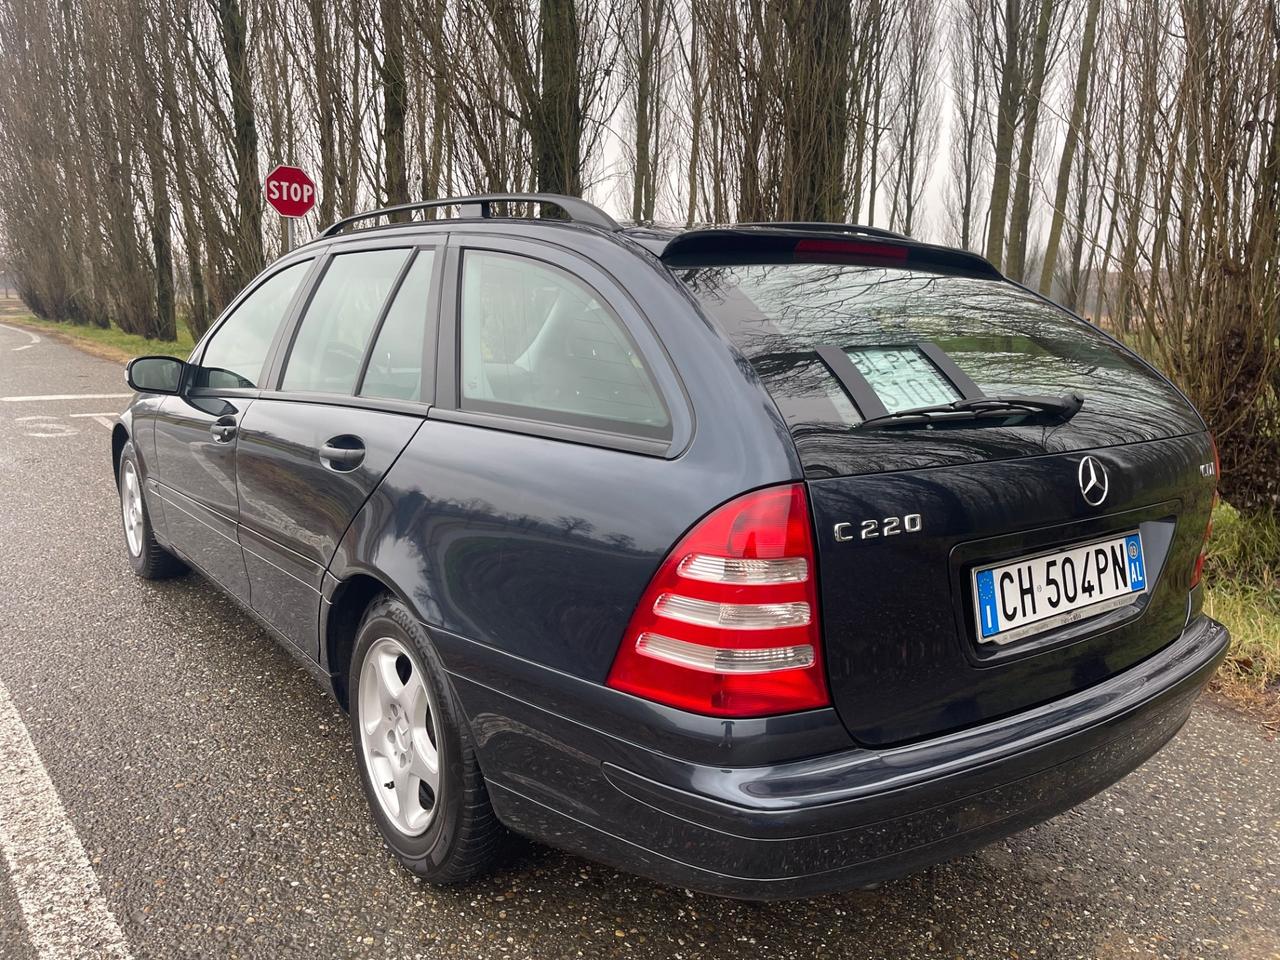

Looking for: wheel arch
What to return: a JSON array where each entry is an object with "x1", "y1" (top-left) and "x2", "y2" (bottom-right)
[
  {"x1": 111, "y1": 423, "x2": 130, "y2": 482},
  {"x1": 323, "y1": 572, "x2": 397, "y2": 711}
]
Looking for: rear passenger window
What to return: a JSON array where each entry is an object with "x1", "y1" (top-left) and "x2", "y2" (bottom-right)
[
  {"x1": 282, "y1": 248, "x2": 409, "y2": 394},
  {"x1": 359, "y1": 250, "x2": 435, "y2": 402},
  {"x1": 459, "y1": 251, "x2": 670, "y2": 438}
]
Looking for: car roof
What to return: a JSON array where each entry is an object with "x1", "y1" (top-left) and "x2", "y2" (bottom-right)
[{"x1": 300, "y1": 193, "x2": 1000, "y2": 279}]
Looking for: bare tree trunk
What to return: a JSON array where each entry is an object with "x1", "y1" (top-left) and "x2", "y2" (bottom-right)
[
  {"x1": 946, "y1": 0, "x2": 989, "y2": 250},
  {"x1": 379, "y1": 0, "x2": 409, "y2": 210},
  {"x1": 984, "y1": 0, "x2": 1021, "y2": 268},
  {"x1": 307, "y1": 0, "x2": 338, "y2": 227},
  {"x1": 865, "y1": 22, "x2": 887, "y2": 226},
  {"x1": 886, "y1": 0, "x2": 939, "y2": 235},
  {"x1": 843, "y1": 0, "x2": 886, "y2": 224},
  {"x1": 1005, "y1": 0, "x2": 1057, "y2": 280},
  {"x1": 630, "y1": 0, "x2": 668, "y2": 221},
  {"x1": 1062, "y1": 141, "x2": 1090, "y2": 309},
  {"x1": 215, "y1": 0, "x2": 263, "y2": 286},
  {"x1": 133, "y1": 5, "x2": 176, "y2": 339},
  {"x1": 1092, "y1": 63, "x2": 1128, "y2": 322},
  {"x1": 1039, "y1": 0, "x2": 1101, "y2": 294},
  {"x1": 147, "y1": 147, "x2": 176, "y2": 340},
  {"x1": 423, "y1": 0, "x2": 449, "y2": 206},
  {"x1": 535, "y1": 0, "x2": 582, "y2": 195},
  {"x1": 1113, "y1": 8, "x2": 1161, "y2": 331},
  {"x1": 684, "y1": 8, "x2": 702, "y2": 225},
  {"x1": 782, "y1": 0, "x2": 851, "y2": 220}
]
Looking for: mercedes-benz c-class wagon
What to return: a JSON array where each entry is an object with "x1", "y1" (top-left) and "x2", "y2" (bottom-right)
[{"x1": 114, "y1": 193, "x2": 1228, "y2": 899}]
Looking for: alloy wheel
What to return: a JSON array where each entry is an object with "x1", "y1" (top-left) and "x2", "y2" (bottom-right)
[
  {"x1": 357, "y1": 636, "x2": 442, "y2": 836},
  {"x1": 120, "y1": 460, "x2": 144, "y2": 557}
]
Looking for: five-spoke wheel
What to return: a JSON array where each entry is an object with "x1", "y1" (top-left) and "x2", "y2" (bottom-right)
[
  {"x1": 348, "y1": 595, "x2": 506, "y2": 882},
  {"x1": 116, "y1": 441, "x2": 186, "y2": 580},
  {"x1": 357, "y1": 636, "x2": 442, "y2": 836},
  {"x1": 120, "y1": 458, "x2": 144, "y2": 557}
]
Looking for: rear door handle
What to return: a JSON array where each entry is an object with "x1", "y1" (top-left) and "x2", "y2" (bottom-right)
[
  {"x1": 210, "y1": 417, "x2": 237, "y2": 443},
  {"x1": 319, "y1": 437, "x2": 366, "y2": 471}
]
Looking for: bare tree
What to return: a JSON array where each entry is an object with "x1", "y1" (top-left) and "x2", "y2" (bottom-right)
[
  {"x1": 214, "y1": 0, "x2": 264, "y2": 286},
  {"x1": 1003, "y1": 0, "x2": 1067, "y2": 280},
  {"x1": 983, "y1": 0, "x2": 1022, "y2": 268},
  {"x1": 946, "y1": 0, "x2": 991, "y2": 250},
  {"x1": 622, "y1": 0, "x2": 673, "y2": 221},
  {"x1": 1038, "y1": 0, "x2": 1101, "y2": 294},
  {"x1": 378, "y1": 0, "x2": 410, "y2": 209},
  {"x1": 470, "y1": 0, "x2": 618, "y2": 198},
  {"x1": 884, "y1": 0, "x2": 940, "y2": 235},
  {"x1": 781, "y1": 0, "x2": 853, "y2": 221}
]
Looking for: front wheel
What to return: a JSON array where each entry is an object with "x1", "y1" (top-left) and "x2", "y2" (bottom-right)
[
  {"x1": 348, "y1": 595, "x2": 507, "y2": 883},
  {"x1": 117, "y1": 441, "x2": 186, "y2": 580}
]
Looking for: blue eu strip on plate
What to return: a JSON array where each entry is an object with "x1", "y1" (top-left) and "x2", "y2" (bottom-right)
[{"x1": 975, "y1": 569, "x2": 1000, "y2": 639}]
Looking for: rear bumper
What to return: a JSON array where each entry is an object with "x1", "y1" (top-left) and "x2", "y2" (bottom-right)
[{"x1": 454, "y1": 614, "x2": 1228, "y2": 900}]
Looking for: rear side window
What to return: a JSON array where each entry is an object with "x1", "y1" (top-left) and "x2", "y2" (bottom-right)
[
  {"x1": 282, "y1": 248, "x2": 409, "y2": 394},
  {"x1": 459, "y1": 250, "x2": 670, "y2": 438},
  {"x1": 679, "y1": 263, "x2": 1184, "y2": 432},
  {"x1": 360, "y1": 250, "x2": 436, "y2": 402},
  {"x1": 196, "y1": 261, "x2": 310, "y2": 390}
]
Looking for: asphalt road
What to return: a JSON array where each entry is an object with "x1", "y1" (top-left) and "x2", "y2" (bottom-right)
[{"x1": 0, "y1": 320, "x2": 1277, "y2": 960}]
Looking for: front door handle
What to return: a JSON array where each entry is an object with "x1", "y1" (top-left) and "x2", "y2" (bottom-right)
[
  {"x1": 210, "y1": 417, "x2": 237, "y2": 443},
  {"x1": 319, "y1": 437, "x2": 366, "y2": 471}
]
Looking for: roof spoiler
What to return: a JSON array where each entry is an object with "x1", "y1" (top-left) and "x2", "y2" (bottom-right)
[{"x1": 660, "y1": 227, "x2": 1002, "y2": 280}]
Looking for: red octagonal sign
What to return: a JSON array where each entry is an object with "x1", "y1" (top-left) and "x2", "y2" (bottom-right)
[{"x1": 264, "y1": 164, "x2": 316, "y2": 219}]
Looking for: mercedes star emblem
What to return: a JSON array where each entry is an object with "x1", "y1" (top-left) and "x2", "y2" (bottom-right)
[{"x1": 1078, "y1": 455, "x2": 1109, "y2": 506}]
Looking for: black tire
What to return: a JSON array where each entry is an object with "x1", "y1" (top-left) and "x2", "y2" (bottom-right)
[
  {"x1": 348, "y1": 594, "x2": 507, "y2": 883},
  {"x1": 117, "y1": 441, "x2": 187, "y2": 580}
]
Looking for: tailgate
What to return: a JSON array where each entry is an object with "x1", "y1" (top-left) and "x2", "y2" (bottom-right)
[{"x1": 809, "y1": 433, "x2": 1216, "y2": 746}]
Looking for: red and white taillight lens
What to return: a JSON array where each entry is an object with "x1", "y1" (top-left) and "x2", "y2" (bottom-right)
[
  {"x1": 606, "y1": 484, "x2": 828, "y2": 717},
  {"x1": 1190, "y1": 494, "x2": 1217, "y2": 588},
  {"x1": 1190, "y1": 436, "x2": 1220, "y2": 589}
]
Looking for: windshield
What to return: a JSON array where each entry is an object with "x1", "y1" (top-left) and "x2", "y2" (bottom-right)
[{"x1": 678, "y1": 263, "x2": 1187, "y2": 437}]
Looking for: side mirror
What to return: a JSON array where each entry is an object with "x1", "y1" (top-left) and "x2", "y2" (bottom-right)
[{"x1": 126, "y1": 355, "x2": 186, "y2": 395}]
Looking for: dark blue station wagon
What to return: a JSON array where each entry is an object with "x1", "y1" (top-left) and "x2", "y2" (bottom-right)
[{"x1": 114, "y1": 194, "x2": 1228, "y2": 899}]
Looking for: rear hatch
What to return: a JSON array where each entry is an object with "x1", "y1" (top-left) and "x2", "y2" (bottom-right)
[{"x1": 671, "y1": 232, "x2": 1215, "y2": 745}]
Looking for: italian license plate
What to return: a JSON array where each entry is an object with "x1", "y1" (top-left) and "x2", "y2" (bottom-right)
[{"x1": 972, "y1": 531, "x2": 1148, "y2": 645}]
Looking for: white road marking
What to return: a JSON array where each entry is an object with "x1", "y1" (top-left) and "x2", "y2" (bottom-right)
[
  {"x1": 0, "y1": 678, "x2": 134, "y2": 960},
  {"x1": 14, "y1": 416, "x2": 77, "y2": 438},
  {"x1": 69, "y1": 413, "x2": 118, "y2": 429},
  {"x1": 0, "y1": 394, "x2": 130, "y2": 403},
  {"x1": 0, "y1": 323, "x2": 40, "y2": 350}
]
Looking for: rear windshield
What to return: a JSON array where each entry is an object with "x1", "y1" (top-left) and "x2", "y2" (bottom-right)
[{"x1": 677, "y1": 263, "x2": 1183, "y2": 432}]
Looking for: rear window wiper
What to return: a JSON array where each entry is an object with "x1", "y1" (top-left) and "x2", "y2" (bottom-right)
[{"x1": 857, "y1": 392, "x2": 1084, "y2": 430}]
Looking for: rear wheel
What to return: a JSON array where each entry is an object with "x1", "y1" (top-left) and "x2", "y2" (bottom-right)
[
  {"x1": 348, "y1": 595, "x2": 507, "y2": 883},
  {"x1": 117, "y1": 441, "x2": 186, "y2": 580}
]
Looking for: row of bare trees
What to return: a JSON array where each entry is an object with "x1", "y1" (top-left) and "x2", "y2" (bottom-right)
[{"x1": 0, "y1": 0, "x2": 1277, "y2": 506}]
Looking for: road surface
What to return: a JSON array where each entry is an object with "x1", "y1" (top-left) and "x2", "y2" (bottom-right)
[{"x1": 0, "y1": 321, "x2": 1277, "y2": 959}]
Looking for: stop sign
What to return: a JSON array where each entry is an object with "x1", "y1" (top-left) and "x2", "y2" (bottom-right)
[{"x1": 264, "y1": 165, "x2": 316, "y2": 218}]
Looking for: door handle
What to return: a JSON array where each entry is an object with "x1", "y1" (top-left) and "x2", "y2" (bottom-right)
[
  {"x1": 210, "y1": 417, "x2": 237, "y2": 443},
  {"x1": 319, "y1": 437, "x2": 366, "y2": 471}
]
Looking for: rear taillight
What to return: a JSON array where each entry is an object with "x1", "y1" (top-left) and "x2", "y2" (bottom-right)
[
  {"x1": 1190, "y1": 494, "x2": 1217, "y2": 588},
  {"x1": 606, "y1": 484, "x2": 827, "y2": 717},
  {"x1": 1190, "y1": 436, "x2": 1219, "y2": 589}
]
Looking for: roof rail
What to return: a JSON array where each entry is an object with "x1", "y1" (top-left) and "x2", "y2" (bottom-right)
[
  {"x1": 320, "y1": 193, "x2": 621, "y2": 238},
  {"x1": 736, "y1": 221, "x2": 910, "y2": 241}
]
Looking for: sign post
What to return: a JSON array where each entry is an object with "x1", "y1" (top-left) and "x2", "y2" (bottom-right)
[{"x1": 264, "y1": 165, "x2": 317, "y2": 251}]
